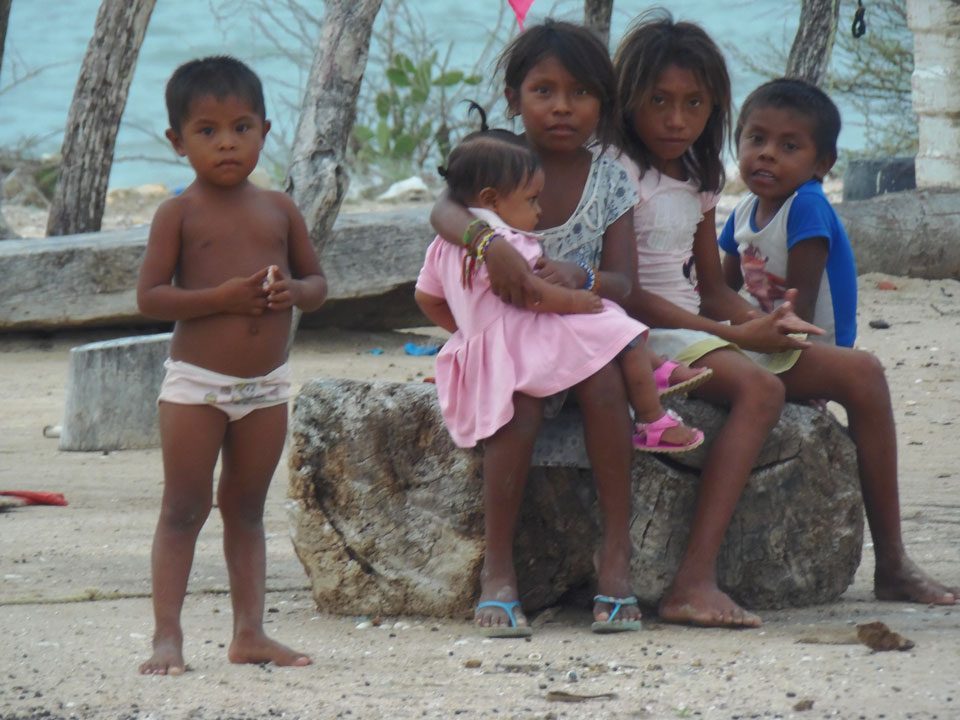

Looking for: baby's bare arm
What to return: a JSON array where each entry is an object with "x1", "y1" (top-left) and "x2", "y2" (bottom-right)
[
  {"x1": 137, "y1": 198, "x2": 270, "y2": 321},
  {"x1": 525, "y1": 273, "x2": 602, "y2": 315},
  {"x1": 414, "y1": 289, "x2": 457, "y2": 333}
]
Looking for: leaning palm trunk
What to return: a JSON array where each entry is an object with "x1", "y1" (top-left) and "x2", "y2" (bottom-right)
[
  {"x1": 45, "y1": 0, "x2": 155, "y2": 237},
  {"x1": 285, "y1": 0, "x2": 382, "y2": 339},
  {"x1": 584, "y1": 0, "x2": 613, "y2": 47},
  {"x1": 785, "y1": 0, "x2": 841, "y2": 86}
]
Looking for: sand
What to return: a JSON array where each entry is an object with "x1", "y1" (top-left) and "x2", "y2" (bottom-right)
[{"x1": 1, "y1": 198, "x2": 959, "y2": 719}]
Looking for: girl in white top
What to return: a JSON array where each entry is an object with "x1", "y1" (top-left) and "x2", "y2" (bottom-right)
[{"x1": 610, "y1": 11, "x2": 959, "y2": 627}]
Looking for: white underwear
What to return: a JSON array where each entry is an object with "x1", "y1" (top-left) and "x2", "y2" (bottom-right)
[{"x1": 157, "y1": 359, "x2": 292, "y2": 422}]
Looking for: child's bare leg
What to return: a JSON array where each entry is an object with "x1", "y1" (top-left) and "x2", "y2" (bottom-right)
[
  {"x1": 139, "y1": 403, "x2": 225, "y2": 675},
  {"x1": 217, "y1": 403, "x2": 311, "y2": 666},
  {"x1": 572, "y1": 362, "x2": 641, "y2": 624},
  {"x1": 781, "y1": 345, "x2": 958, "y2": 604},
  {"x1": 658, "y1": 349, "x2": 780, "y2": 627},
  {"x1": 621, "y1": 342, "x2": 699, "y2": 446},
  {"x1": 475, "y1": 393, "x2": 543, "y2": 629}
]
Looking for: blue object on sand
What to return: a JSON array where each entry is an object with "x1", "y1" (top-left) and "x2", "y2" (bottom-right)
[
  {"x1": 403, "y1": 342, "x2": 440, "y2": 356},
  {"x1": 368, "y1": 348, "x2": 384, "y2": 356}
]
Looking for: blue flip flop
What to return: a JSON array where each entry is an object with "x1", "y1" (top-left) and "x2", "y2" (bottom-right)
[
  {"x1": 476, "y1": 600, "x2": 533, "y2": 638},
  {"x1": 591, "y1": 594, "x2": 642, "y2": 633}
]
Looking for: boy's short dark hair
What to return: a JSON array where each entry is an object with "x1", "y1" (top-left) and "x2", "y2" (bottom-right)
[
  {"x1": 165, "y1": 56, "x2": 266, "y2": 134},
  {"x1": 735, "y1": 78, "x2": 841, "y2": 160},
  {"x1": 441, "y1": 127, "x2": 541, "y2": 206}
]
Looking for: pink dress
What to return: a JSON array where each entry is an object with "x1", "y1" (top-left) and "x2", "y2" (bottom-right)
[{"x1": 415, "y1": 210, "x2": 648, "y2": 448}]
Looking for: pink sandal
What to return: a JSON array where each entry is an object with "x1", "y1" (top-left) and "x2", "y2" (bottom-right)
[
  {"x1": 654, "y1": 361, "x2": 713, "y2": 398},
  {"x1": 633, "y1": 409, "x2": 704, "y2": 453}
]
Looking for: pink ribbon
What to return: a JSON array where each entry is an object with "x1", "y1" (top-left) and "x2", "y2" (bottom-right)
[{"x1": 508, "y1": 0, "x2": 535, "y2": 29}]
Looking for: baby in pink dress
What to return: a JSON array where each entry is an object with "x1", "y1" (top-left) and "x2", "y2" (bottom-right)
[{"x1": 415, "y1": 124, "x2": 708, "y2": 452}]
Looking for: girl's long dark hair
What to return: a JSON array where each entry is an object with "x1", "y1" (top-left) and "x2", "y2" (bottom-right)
[
  {"x1": 614, "y1": 10, "x2": 731, "y2": 192},
  {"x1": 497, "y1": 19, "x2": 621, "y2": 152}
]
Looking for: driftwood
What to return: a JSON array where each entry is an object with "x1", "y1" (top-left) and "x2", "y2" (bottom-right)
[
  {"x1": 836, "y1": 189, "x2": 960, "y2": 279},
  {"x1": 287, "y1": 379, "x2": 863, "y2": 619},
  {"x1": 0, "y1": 207, "x2": 432, "y2": 332},
  {"x1": 45, "y1": 0, "x2": 156, "y2": 236}
]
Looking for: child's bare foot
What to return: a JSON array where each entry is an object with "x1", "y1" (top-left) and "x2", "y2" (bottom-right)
[
  {"x1": 875, "y1": 557, "x2": 958, "y2": 605},
  {"x1": 139, "y1": 632, "x2": 187, "y2": 675},
  {"x1": 593, "y1": 544, "x2": 642, "y2": 625},
  {"x1": 658, "y1": 581, "x2": 762, "y2": 628},
  {"x1": 474, "y1": 574, "x2": 529, "y2": 631},
  {"x1": 654, "y1": 360, "x2": 714, "y2": 398},
  {"x1": 633, "y1": 410, "x2": 704, "y2": 453},
  {"x1": 569, "y1": 289, "x2": 603, "y2": 314},
  {"x1": 228, "y1": 631, "x2": 312, "y2": 667}
]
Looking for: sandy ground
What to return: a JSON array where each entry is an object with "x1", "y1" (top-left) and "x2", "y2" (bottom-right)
[{"x1": 1, "y1": 199, "x2": 960, "y2": 719}]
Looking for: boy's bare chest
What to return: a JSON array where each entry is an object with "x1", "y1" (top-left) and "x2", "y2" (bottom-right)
[{"x1": 179, "y1": 205, "x2": 288, "y2": 278}]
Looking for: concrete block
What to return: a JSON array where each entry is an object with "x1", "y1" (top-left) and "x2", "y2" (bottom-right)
[{"x1": 59, "y1": 333, "x2": 171, "y2": 451}]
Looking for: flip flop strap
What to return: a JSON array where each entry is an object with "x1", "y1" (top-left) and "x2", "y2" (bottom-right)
[
  {"x1": 593, "y1": 594, "x2": 639, "y2": 623},
  {"x1": 476, "y1": 600, "x2": 521, "y2": 627}
]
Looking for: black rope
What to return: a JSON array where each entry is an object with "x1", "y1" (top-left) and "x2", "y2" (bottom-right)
[{"x1": 852, "y1": 0, "x2": 866, "y2": 38}]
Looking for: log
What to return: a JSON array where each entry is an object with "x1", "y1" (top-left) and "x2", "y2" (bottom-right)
[
  {"x1": 59, "y1": 333, "x2": 171, "y2": 451},
  {"x1": 287, "y1": 379, "x2": 863, "y2": 618},
  {"x1": 836, "y1": 189, "x2": 960, "y2": 279},
  {"x1": 0, "y1": 206, "x2": 432, "y2": 332}
]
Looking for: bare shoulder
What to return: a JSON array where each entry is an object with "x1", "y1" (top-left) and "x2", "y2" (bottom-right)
[{"x1": 262, "y1": 188, "x2": 303, "y2": 217}]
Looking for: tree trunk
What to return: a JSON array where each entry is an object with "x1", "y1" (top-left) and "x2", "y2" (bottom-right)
[
  {"x1": 285, "y1": 0, "x2": 382, "y2": 256},
  {"x1": 0, "y1": 0, "x2": 11, "y2": 78},
  {"x1": 45, "y1": 0, "x2": 155, "y2": 237},
  {"x1": 583, "y1": 0, "x2": 613, "y2": 47},
  {"x1": 785, "y1": 0, "x2": 841, "y2": 86},
  {"x1": 907, "y1": 0, "x2": 960, "y2": 189},
  {"x1": 0, "y1": 0, "x2": 11, "y2": 239}
]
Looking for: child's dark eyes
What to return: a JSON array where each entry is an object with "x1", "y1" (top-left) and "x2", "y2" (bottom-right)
[
  {"x1": 783, "y1": 142, "x2": 798, "y2": 151},
  {"x1": 236, "y1": 123, "x2": 250, "y2": 133},
  {"x1": 688, "y1": 97, "x2": 703, "y2": 108},
  {"x1": 199, "y1": 127, "x2": 214, "y2": 136}
]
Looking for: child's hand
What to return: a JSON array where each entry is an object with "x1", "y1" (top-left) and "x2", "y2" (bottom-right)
[
  {"x1": 262, "y1": 265, "x2": 298, "y2": 311},
  {"x1": 568, "y1": 290, "x2": 603, "y2": 314},
  {"x1": 217, "y1": 269, "x2": 270, "y2": 315},
  {"x1": 534, "y1": 257, "x2": 582, "y2": 288},
  {"x1": 486, "y1": 238, "x2": 542, "y2": 307}
]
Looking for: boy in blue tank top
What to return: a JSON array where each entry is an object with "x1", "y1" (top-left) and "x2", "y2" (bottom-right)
[{"x1": 719, "y1": 78, "x2": 857, "y2": 347}]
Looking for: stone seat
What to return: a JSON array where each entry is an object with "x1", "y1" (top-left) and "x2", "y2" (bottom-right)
[{"x1": 287, "y1": 378, "x2": 864, "y2": 619}]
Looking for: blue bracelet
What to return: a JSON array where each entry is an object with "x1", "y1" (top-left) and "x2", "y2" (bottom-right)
[{"x1": 577, "y1": 260, "x2": 596, "y2": 291}]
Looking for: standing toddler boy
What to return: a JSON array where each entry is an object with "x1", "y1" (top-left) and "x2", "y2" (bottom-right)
[{"x1": 137, "y1": 56, "x2": 327, "y2": 675}]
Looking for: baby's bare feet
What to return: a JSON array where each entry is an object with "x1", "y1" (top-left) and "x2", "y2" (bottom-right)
[
  {"x1": 658, "y1": 422, "x2": 701, "y2": 447},
  {"x1": 659, "y1": 582, "x2": 761, "y2": 628},
  {"x1": 875, "y1": 557, "x2": 958, "y2": 605},
  {"x1": 228, "y1": 631, "x2": 312, "y2": 667},
  {"x1": 569, "y1": 290, "x2": 603, "y2": 314},
  {"x1": 139, "y1": 633, "x2": 186, "y2": 676}
]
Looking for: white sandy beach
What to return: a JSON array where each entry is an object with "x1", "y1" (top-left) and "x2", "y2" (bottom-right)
[{"x1": 0, "y1": 197, "x2": 958, "y2": 720}]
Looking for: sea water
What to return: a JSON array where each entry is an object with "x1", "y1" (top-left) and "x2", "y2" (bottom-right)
[{"x1": 1, "y1": 0, "x2": 865, "y2": 191}]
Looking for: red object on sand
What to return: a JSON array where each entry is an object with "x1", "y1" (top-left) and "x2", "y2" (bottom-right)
[{"x1": 0, "y1": 491, "x2": 68, "y2": 506}]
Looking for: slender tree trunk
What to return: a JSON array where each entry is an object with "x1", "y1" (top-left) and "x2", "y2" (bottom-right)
[
  {"x1": 584, "y1": 0, "x2": 613, "y2": 47},
  {"x1": 45, "y1": 0, "x2": 155, "y2": 237},
  {"x1": 285, "y1": 0, "x2": 382, "y2": 256},
  {"x1": 0, "y1": 0, "x2": 11, "y2": 238},
  {"x1": 0, "y1": 0, "x2": 11, "y2": 78},
  {"x1": 284, "y1": 0, "x2": 381, "y2": 338},
  {"x1": 785, "y1": 0, "x2": 841, "y2": 86}
]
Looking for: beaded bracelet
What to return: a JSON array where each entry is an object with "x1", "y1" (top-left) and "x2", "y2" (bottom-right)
[
  {"x1": 577, "y1": 259, "x2": 597, "y2": 292},
  {"x1": 475, "y1": 229, "x2": 497, "y2": 264}
]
